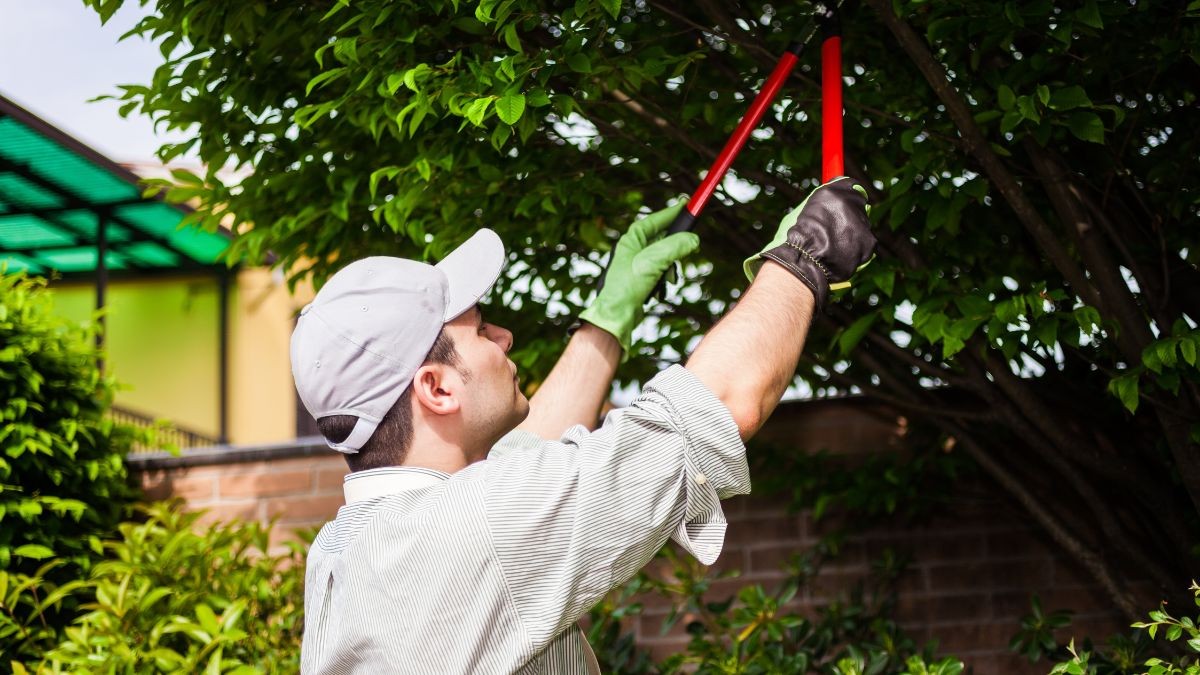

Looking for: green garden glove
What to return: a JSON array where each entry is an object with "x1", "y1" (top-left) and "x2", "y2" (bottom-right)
[
  {"x1": 580, "y1": 202, "x2": 700, "y2": 357},
  {"x1": 743, "y1": 177, "x2": 877, "y2": 312}
]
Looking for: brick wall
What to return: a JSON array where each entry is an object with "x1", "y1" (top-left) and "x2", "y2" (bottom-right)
[
  {"x1": 128, "y1": 400, "x2": 1121, "y2": 673},
  {"x1": 136, "y1": 440, "x2": 348, "y2": 550}
]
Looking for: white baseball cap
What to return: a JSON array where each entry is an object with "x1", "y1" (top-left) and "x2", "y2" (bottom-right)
[{"x1": 290, "y1": 229, "x2": 505, "y2": 453}]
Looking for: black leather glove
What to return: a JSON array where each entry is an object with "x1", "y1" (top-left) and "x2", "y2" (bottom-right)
[{"x1": 743, "y1": 177, "x2": 877, "y2": 311}]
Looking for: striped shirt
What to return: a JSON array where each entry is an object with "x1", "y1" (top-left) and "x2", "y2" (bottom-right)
[{"x1": 300, "y1": 365, "x2": 750, "y2": 674}]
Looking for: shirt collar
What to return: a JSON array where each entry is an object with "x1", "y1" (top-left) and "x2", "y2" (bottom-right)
[{"x1": 343, "y1": 466, "x2": 450, "y2": 504}]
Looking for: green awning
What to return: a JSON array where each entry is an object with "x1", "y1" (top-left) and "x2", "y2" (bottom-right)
[{"x1": 0, "y1": 94, "x2": 231, "y2": 277}]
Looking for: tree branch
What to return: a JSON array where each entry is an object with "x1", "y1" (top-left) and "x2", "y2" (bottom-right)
[
  {"x1": 941, "y1": 423, "x2": 1145, "y2": 623},
  {"x1": 862, "y1": 0, "x2": 1103, "y2": 312},
  {"x1": 1022, "y1": 140, "x2": 1154, "y2": 360}
]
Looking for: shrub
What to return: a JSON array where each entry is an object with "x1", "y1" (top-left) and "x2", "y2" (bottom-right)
[
  {"x1": 0, "y1": 562, "x2": 84, "y2": 665},
  {"x1": 0, "y1": 273, "x2": 140, "y2": 659},
  {"x1": 589, "y1": 541, "x2": 964, "y2": 674},
  {"x1": 588, "y1": 441, "x2": 967, "y2": 673},
  {"x1": 1048, "y1": 582, "x2": 1200, "y2": 675},
  {"x1": 19, "y1": 501, "x2": 306, "y2": 674}
]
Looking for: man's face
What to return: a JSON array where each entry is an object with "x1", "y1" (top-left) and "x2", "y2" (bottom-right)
[{"x1": 443, "y1": 306, "x2": 529, "y2": 450}]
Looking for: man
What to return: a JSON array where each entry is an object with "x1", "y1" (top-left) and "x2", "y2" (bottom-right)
[{"x1": 292, "y1": 178, "x2": 875, "y2": 673}]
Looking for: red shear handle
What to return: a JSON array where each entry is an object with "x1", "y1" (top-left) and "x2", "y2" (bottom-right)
[
  {"x1": 666, "y1": 49, "x2": 803, "y2": 234},
  {"x1": 821, "y1": 1, "x2": 843, "y2": 183}
]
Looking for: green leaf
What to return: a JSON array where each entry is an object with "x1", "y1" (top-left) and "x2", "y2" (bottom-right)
[
  {"x1": 839, "y1": 313, "x2": 878, "y2": 356},
  {"x1": 1180, "y1": 337, "x2": 1197, "y2": 366},
  {"x1": 1076, "y1": 1, "x2": 1103, "y2": 28},
  {"x1": 1108, "y1": 372, "x2": 1140, "y2": 413},
  {"x1": 415, "y1": 158, "x2": 432, "y2": 182},
  {"x1": 1017, "y1": 96, "x2": 1040, "y2": 124},
  {"x1": 495, "y1": 93, "x2": 526, "y2": 125},
  {"x1": 875, "y1": 269, "x2": 895, "y2": 297},
  {"x1": 465, "y1": 96, "x2": 495, "y2": 126},
  {"x1": 1036, "y1": 84, "x2": 1050, "y2": 105},
  {"x1": 1159, "y1": 340, "x2": 1179, "y2": 370},
  {"x1": 1143, "y1": 340, "x2": 1171, "y2": 373},
  {"x1": 566, "y1": 53, "x2": 592, "y2": 73},
  {"x1": 305, "y1": 67, "x2": 347, "y2": 96},
  {"x1": 1067, "y1": 111, "x2": 1105, "y2": 144},
  {"x1": 973, "y1": 109, "x2": 1002, "y2": 125},
  {"x1": 1004, "y1": 1, "x2": 1024, "y2": 26},
  {"x1": 475, "y1": 0, "x2": 499, "y2": 22},
  {"x1": 13, "y1": 544, "x2": 54, "y2": 559},
  {"x1": 403, "y1": 64, "x2": 429, "y2": 92},
  {"x1": 1034, "y1": 318, "x2": 1058, "y2": 348},
  {"x1": 997, "y1": 85, "x2": 1015, "y2": 111},
  {"x1": 598, "y1": 0, "x2": 621, "y2": 19},
  {"x1": 1000, "y1": 110, "x2": 1023, "y2": 134},
  {"x1": 942, "y1": 334, "x2": 966, "y2": 358},
  {"x1": 502, "y1": 23, "x2": 522, "y2": 52},
  {"x1": 386, "y1": 73, "x2": 404, "y2": 96},
  {"x1": 1073, "y1": 306, "x2": 1101, "y2": 333},
  {"x1": 1049, "y1": 86, "x2": 1092, "y2": 111}
]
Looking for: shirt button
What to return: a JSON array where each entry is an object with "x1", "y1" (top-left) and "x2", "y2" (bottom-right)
[{"x1": 695, "y1": 473, "x2": 707, "y2": 485}]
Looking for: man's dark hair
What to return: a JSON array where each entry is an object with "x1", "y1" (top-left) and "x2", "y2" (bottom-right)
[{"x1": 318, "y1": 329, "x2": 463, "y2": 472}]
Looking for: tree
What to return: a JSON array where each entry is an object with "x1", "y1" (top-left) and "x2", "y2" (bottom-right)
[{"x1": 85, "y1": 0, "x2": 1199, "y2": 621}]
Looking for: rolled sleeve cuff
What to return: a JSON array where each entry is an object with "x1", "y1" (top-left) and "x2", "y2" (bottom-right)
[{"x1": 640, "y1": 365, "x2": 750, "y2": 564}]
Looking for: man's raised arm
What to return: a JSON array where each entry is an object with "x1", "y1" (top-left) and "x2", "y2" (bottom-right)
[
  {"x1": 686, "y1": 177, "x2": 876, "y2": 440},
  {"x1": 516, "y1": 202, "x2": 699, "y2": 438},
  {"x1": 516, "y1": 323, "x2": 621, "y2": 437}
]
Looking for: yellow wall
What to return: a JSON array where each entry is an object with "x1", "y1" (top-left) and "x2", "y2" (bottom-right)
[
  {"x1": 50, "y1": 269, "x2": 312, "y2": 446},
  {"x1": 227, "y1": 268, "x2": 311, "y2": 445}
]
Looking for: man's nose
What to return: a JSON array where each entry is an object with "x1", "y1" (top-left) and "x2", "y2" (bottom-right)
[{"x1": 489, "y1": 325, "x2": 514, "y2": 353}]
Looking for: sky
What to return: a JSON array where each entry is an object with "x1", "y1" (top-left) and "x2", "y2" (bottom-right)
[{"x1": 0, "y1": 0, "x2": 183, "y2": 165}]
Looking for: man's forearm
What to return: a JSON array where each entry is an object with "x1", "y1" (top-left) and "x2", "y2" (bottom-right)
[
  {"x1": 516, "y1": 323, "x2": 622, "y2": 438},
  {"x1": 685, "y1": 262, "x2": 815, "y2": 440}
]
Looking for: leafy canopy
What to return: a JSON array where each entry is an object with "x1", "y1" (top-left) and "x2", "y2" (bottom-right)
[{"x1": 87, "y1": 0, "x2": 1200, "y2": 621}]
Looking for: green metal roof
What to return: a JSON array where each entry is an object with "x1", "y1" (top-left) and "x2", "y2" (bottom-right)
[{"x1": 0, "y1": 94, "x2": 231, "y2": 277}]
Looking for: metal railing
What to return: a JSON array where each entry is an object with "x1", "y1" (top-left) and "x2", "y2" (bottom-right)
[{"x1": 110, "y1": 406, "x2": 221, "y2": 453}]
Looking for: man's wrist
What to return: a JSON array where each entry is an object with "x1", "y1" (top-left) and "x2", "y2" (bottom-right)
[
  {"x1": 753, "y1": 260, "x2": 819, "y2": 311},
  {"x1": 573, "y1": 320, "x2": 625, "y2": 361}
]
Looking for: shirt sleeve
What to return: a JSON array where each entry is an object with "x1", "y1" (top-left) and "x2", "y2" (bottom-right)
[{"x1": 473, "y1": 364, "x2": 749, "y2": 650}]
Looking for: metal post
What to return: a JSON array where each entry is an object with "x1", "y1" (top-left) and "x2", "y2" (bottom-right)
[
  {"x1": 96, "y1": 214, "x2": 108, "y2": 371},
  {"x1": 217, "y1": 269, "x2": 230, "y2": 443}
]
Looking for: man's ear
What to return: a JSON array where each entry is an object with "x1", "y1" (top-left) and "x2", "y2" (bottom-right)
[{"x1": 410, "y1": 364, "x2": 462, "y2": 416}]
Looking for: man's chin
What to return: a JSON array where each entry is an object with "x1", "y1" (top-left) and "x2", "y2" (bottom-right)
[{"x1": 514, "y1": 397, "x2": 531, "y2": 423}]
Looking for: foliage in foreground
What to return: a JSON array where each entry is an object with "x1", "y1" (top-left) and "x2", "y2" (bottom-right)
[
  {"x1": 1048, "y1": 581, "x2": 1200, "y2": 675},
  {"x1": 588, "y1": 443, "x2": 968, "y2": 674},
  {"x1": 0, "y1": 273, "x2": 141, "y2": 657},
  {"x1": 9, "y1": 491, "x2": 1198, "y2": 673},
  {"x1": 589, "y1": 541, "x2": 964, "y2": 675},
  {"x1": 85, "y1": 0, "x2": 1200, "y2": 619},
  {"x1": 12, "y1": 502, "x2": 305, "y2": 674}
]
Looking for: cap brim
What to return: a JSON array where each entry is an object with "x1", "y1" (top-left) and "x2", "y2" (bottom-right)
[{"x1": 436, "y1": 228, "x2": 506, "y2": 321}]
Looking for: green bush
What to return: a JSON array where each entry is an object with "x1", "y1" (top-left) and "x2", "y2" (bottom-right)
[
  {"x1": 0, "y1": 273, "x2": 140, "y2": 659},
  {"x1": 17, "y1": 501, "x2": 306, "y2": 674},
  {"x1": 0, "y1": 562, "x2": 85, "y2": 666},
  {"x1": 1048, "y1": 582, "x2": 1200, "y2": 675},
  {"x1": 584, "y1": 442, "x2": 970, "y2": 674},
  {"x1": 589, "y1": 541, "x2": 964, "y2": 675}
]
